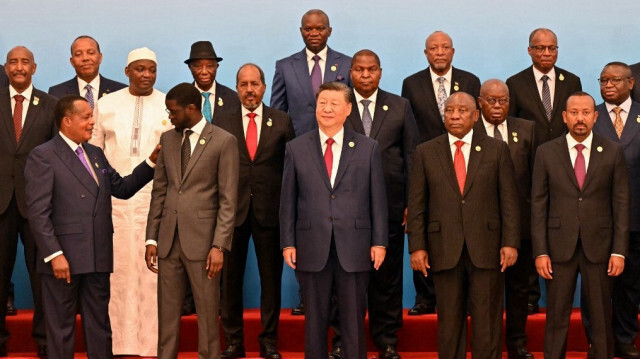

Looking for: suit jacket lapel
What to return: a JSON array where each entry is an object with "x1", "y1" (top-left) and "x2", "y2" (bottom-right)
[
  {"x1": 323, "y1": 48, "x2": 344, "y2": 83},
  {"x1": 229, "y1": 108, "x2": 250, "y2": 159},
  {"x1": 595, "y1": 104, "x2": 619, "y2": 142},
  {"x1": 54, "y1": 136, "x2": 99, "y2": 196},
  {"x1": 346, "y1": 96, "x2": 366, "y2": 135},
  {"x1": 0, "y1": 89, "x2": 15, "y2": 147},
  {"x1": 369, "y1": 91, "x2": 387, "y2": 139},
  {"x1": 308, "y1": 131, "x2": 332, "y2": 190},
  {"x1": 166, "y1": 130, "x2": 182, "y2": 186},
  {"x1": 423, "y1": 69, "x2": 439, "y2": 116},
  {"x1": 436, "y1": 135, "x2": 461, "y2": 197},
  {"x1": 582, "y1": 135, "x2": 603, "y2": 191},
  {"x1": 556, "y1": 136, "x2": 580, "y2": 190},
  {"x1": 333, "y1": 130, "x2": 355, "y2": 190},
  {"x1": 506, "y1": 118, "x2": 519, "y2": 150},
  {"x1": 293, "y1": 49, "x2": 316, "y2": 106},
  {"x1": 620, "y1": 102, "x2": 640, "y2": 146},
  {"x1": 524, "y1": 67, "x2": 549, "y2": 121},
  {"x1": 255, "y1": 106, "x2": 273, "y2": 160},
  {"x1": 19, "y1": 92, "x2": 42, "y2": 147},
  {"x1": 182, "y1": 122, "x2": 213, "y2": 181},
  {"x1": 551, "y1": 69, "x2": 568, "y2": 120},
  {"x1": 463, "y1": 132, "x2": 485, "y2": 196}
]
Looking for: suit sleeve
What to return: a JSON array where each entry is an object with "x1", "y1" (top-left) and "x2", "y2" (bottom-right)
[
  {"x1": 402, "y1": 99, "x2": 420, "y2": 205},
  {"x1": 146, "y1": 134, "x2": 169, "y2": 241},
  {"x1": 212, "y1": 134, "x2": 239, "y2": 251},
  {"x1": 506, "y1": 78, "x2": 518, "y2": 117},
  {"x1": 406, "y1": 145, "x2": 428, "y2": 252},
  {"x1": 108, "y1": 154, "x2": 154, "y2": 199},
  {"x1": 611, "y1": 146, "x2": 630, "y2": 257},
  {"x1": 530, "y1": 147, "x2": 550, "y2": 257},
  {"x1": 270, "y1": 60, "x2": 288, "y2": 112},
  {"x1": 279, "y1": 142, "x2": 297, "y2": 249},
  {"x1": 498, "y1": 142, "x2": 520, "y2": 248},
  {"x1": 370, "y1": 141, "x2": 388, "y2": 247},
  {"x1": 24, "y1": 148, "x2": 62, "y2": 258}
]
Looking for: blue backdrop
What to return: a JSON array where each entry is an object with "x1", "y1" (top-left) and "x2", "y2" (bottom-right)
[{"x1": 2, "y1": 0, "x2": 633, "y2": 309}]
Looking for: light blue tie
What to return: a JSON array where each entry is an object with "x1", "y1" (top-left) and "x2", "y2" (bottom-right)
[{"x1": 202, "y1": 92, "x2": 212, "y2": 122}]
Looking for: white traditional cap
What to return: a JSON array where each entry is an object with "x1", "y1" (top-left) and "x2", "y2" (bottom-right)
[{"x1": 127, "y1": 47, "x2": 157, "y2": 66}]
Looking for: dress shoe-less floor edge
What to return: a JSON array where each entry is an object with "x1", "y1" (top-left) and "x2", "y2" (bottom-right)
[
  {"x1": 407, "y1": 303, "x2": 435, "y2": 315},
  {"x1": 221, "y1": 344, "x2": 246, "y2": 359},
  {"x1": 260, "y1": 343, "x2": 282, "y2": 359},
  {"x1": 290, "y1": 302, "x2": 304, "y2": 316},
  {"x1": 507, "y1": 346, "x2": 533, "y2": 359},
  {"x1": 379, "y1": 344, "x2": 401, "y2": 359},
  {"x1": 329, "y1": 345, "x2": 344, "y2": 359}
]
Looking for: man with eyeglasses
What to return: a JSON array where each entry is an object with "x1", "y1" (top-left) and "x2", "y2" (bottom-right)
[
  {"x1": 580, "y1": 62, "x2": 640, "y2": 359},
  {"x1": 474, "y1": 79, "x2": 536, "y2": 359},
  {"x1": 506, "y1": 27, "x2": 582, "y2": 317}
]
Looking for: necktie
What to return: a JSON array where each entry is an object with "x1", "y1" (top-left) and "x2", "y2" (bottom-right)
[
  {"x1": 84, "y1": 84, "x2": 95, "y2": 110},
  {"x1": 453, "y1": 140, "x2": 466, "y2": 194},
  {"x1": 436, "y1": 77, "x2": 447, "y2": 119},
  {"x1": 181, "y1": 129, "x2": 193, "y2": 177},
  {"x1": 310, "y1": 55, "x2": 322, "y2": 95},
  {"x1": 202, "y1": 92, "x2": 212, "y2": 123},
  {"x1": 13, "y1": 94, "x2": 25, "y2": 143},
  {"x1": 324, "y1": 138, "x2": 335, "y2": 180},
  {"x1": 574, "y1": 143, "x2": 586, "y2": 189},
  {"x1": 75, "y1": 146, "x2": 95, "y2": 182},
  {"x1": 246, "y1": 112, "x2": 258, "y2": 160},
  {"x1": 613, "y1": 106, "x2": 623, "y2": 139},
  {"x1": 493, "y1": 124, "x2": 504, "y2": 142},
  {"x1": 541, "y1": 75, "x2": 552, "y2": 121},
  {"x1": 361, "y1": 99, "x2": 373, "y2": 136}
]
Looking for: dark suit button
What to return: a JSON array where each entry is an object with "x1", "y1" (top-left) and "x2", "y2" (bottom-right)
[
  {"x1": 331, "y1": 195, "x2": 336, "y2": 199},
  {"x1": 81, "y1": 194, "x2": 86, "y2": 198},
  {"x1": 461, "y1": 200, "x2": 465, "y2": 204},
  {"x1": 579, "y1": 197, "x2": 582, "y2": 201},
  {"x1": 328, "y1": 216, "x2": 333, "y2": 222},
  {"x1": 178, "y1": 191, "x2": 182, "y2": 195}
]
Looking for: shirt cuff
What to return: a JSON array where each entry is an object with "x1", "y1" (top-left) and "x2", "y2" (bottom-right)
[
  {"x1": 536, "y1": 254, "x2": 549, "y2": 258},
  {"x1": 145, "y1": 158, "x2": 156, "y2": 168},
  {"x1": 44, "y1": 251, "x2": 63, "y2": 263},
  {"x1": 611, "y1": 253, "x2": 625, "y2": 259},
  {"x1": 372, "y1": 245, "x2": 386, "y2": 248},
  {"x1": 145, "y1": 240, "x2": 158, "y2": 246},
  {"x1": 282, "y1": 246, "x2": 295, "y2": 250}
]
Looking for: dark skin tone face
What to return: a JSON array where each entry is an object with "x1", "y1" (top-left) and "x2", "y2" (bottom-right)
[
  {"x1": 444, "y1": 92, "x2": 479, "y2": 139},
  {"x1": 478, "y1": 80, "x2": 510, "y2": 126},
  {"x1": 236, "y1": 65, "x2": 266, "y2": 111},
  {"x1": 70, "y1": 37, "x2": 102, "y2": 83},
  {"x1": 125, "y1": 59, "x2": 156, "y2": 96},
  {"x1": 528, "y1": 30, "x2": 558, "y2": 74},
  {"x1": 300, "y1": 12, "x2": 332, "y2": 54},
  {"x1": 600, "y1": 65, "x2": 634, "y2": 106},
  {"x1": 563, "y1": 95, "x2": 598, "y2": 142},
  {"x1": 60, "y1": 100, "x2": 95, "y2": 144},
  {"x1": 189, "y1": 58, "x2": 219, "y2": 91},
  {"x1": 350, "y1": 54, "x2": 382, "y2": 99},
  {"x1": 166, "y1": 99, "x2": 201, "y2": 133},
  {"x1": 424, "y1": 32, "x2": 454, "y2": 76},
  {"x1": 5, "y1": 46, "x2": 36, "y2": 92}
]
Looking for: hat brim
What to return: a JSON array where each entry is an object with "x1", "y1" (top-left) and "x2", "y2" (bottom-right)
[{"x1": 184, "y1": 56, "x2": 223, "y2": 64}]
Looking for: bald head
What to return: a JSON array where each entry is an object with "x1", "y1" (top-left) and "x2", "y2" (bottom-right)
[
  {"x1": 479, "y1": 79, "x2": 510, "y2": 125},
  {"x1": 6, "y1": 46, "x2": 33, "y2": 63},
  {"x1": 425, "y1": 31, "x2": 453, "y2": 49},
  {"x1": 446, "y1": 92, "x2": 475, "y2": 108},
  {"x1": 444, "y1": 92, "x2": 479, "y2": 138},
  {"x1": 301, "y1": 9, "x2": 330, "y2": 26},
  {"x1": 5, "y1": 46, "x2": 37, "y2": 92},
  {"x1": 424, "y1": 31, "x2": 454, "y2": 76},
  {"x1": 480, "y1": 79, "x2": 509, "y2": 97}
]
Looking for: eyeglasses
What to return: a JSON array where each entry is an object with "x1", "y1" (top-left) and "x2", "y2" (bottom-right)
[
  {"x1": 529, "y1": 45, "x2": 559, "y2": 54},
  {"x1": 481, "y1": 97, "x2": 509, "y2": 105},
  {"x1": 597, "y1": 77, "x2": 631, "y2": 86}
]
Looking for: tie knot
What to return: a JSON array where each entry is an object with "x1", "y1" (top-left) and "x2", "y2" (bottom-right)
[
  {"x1": 326, "y1": 137, "x2": 335, "y2": 146},
  {"x1": 613, "y1": 106, "x2": 622, "y2": 115},
  {"x1": 455, "y1": 140, "x2": 465, "y2": 150},
  {"x1": 75, "y1": 146, "x2": 84, "y2": 155},
  {"x1": 541, "y1": 75, "x2": 550, "y2": 83},
  {"x1": 575, "y1": 143, "x2": 585, "y2": 153},
  {"x1": 361, "y1": 99, "x2": 371, "y2": 108},
  {"x1": 313, "y1": 55, "x2": 321, "y2": 63},
  {"x1": 85, "y1": 84, "x2": 92, "y2": 91},
  {"x1": 14, "y1": 94, "x2": 24, "y2": 103},
  {"x1": 184, "y1": 129, "x2": 193, "y2": 138},
  {"x1": 437, "y1": 77, "x2": 445, "y2": 85},
  {"x1": 202, "y1": 92, "x2": 211, "y2": 99},
  {"x1": 247, "y1": 112, "x2": 257, "y2": 121}
]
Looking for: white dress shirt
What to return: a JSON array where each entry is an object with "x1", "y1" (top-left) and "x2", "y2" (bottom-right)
[
  {"x1": 448, "y1": 129, "x2": 473, "y2": 171},
  {"x1": 606, "y1": 96, "x2": 632, "y2": 127},
  {"x1": 195, "y1": 81, "x2": 217, "y2": 119},
  {"x1": 78, "y1": 76, "x2": 101, "y2": 99},
  {"x1": 430, "y1": 66, "x2": 453, "y2": 98},
  {"x1": 9, "y1": 84, "x2": 33, "y2": 126},
  {"x1": 354, "y1": 89, "x2": 378, "y2": 122},
  {"x1": 241, "y1": 103, "x2": 263, "y2": 143},
  {"x1": 566, "y1": 132, "x2": 592, "y2": 171},
  {"x1": 319, "y1": 126, "x2": 344, "y2": 187},
  {"x1": 533, "y1": 66, "x2": 556, "y2": 107},
  {"x1": 306, "y1": 46, "x2": 328, "y2": 80},
  {"x1": 481, "y1": 116, "x2": 508, "y2": 142}
]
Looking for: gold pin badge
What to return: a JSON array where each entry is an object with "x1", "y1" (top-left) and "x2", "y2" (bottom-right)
[
  {"x1": 559, "y1": 73, "x2": 565, "y2": 81},
  {"x1": 475, "y1": 145, "x2": 481, "y2": 152},
  {"x1": 513, "y1": 137, "x2": 519, "y2": 143},
  {"x1": 94, "y1": 162, "x2": 100, "y2": 168},
  {"x1": 637, "y1": 115, "x2": 640, "y2": 123},
  {"x1": 349, "y1": 141, "x2": 355, "y2": 148},
  {"x1": 218, "y1": 98, "x2": 223, "y2": 106},
  {"x1": 162, "y1": 120, "x2": 167, "y2": 126},
  {"x1": 512, "y1": 132, "x2": 518, "y2": 137},
  {"x1": 382, "y1": 105, "x2": 389, "y2": 111},
  {"x1": 453, "y1": 82, "x2": 460, "y2": 91},
  {"x1": 199, "y1": 139, "x2": 206, "y2": 145},
  {"x1": 597, "y1": 146, "x2": 603, "y2": 152},
  {"x1": 267, "y1": 119, "x2": 273, "y2": 127},
  {"x1": 331, "y1": 65, "x2": 337, "y2": 72},
  {"x1": 102, "y1": 93, "x2": 108, "y2": 97},
  {"x1": 33, "y1": 97, "x2": 39, "y2": 106}
]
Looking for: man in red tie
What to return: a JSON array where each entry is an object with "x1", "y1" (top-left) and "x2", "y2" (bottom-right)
[
  {"x1": 212, "y1": 63, "x2": 295, "y2": 359},
  {"x1": 531, "y1": 92, "x2": 630, "y2": 359},
  {"x1": 408, "y1": 92, "x2": 520, "y2": 359}
]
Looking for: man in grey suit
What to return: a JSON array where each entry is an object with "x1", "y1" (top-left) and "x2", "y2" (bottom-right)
[
  {"x1": 280, "y1": 81, "x2": 387, "y2": 359},
  {"x1": 532, "y1": 92, "x2": 629, "y2": 359},
  {"x1": 145, "y1": 83, "x2": 239, "y2": 359}
]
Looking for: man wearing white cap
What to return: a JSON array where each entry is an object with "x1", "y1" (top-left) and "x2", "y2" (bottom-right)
[{"x1": 89, "y1": 47, "x2": 172, "y2": 356}]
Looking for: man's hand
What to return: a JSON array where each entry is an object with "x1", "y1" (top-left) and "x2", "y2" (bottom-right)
[
  {"x1": 149, "y1": 144, "x2": 161, "y2": 164},
  {"x1": 608, "y1": 256, "x2": 625, "y2": 277},
  {"x1": 145, "y1": 245, "x2": 158, "y2": 274},
  {"x1": 535, "y1": 256, "x2": 553, "y2": 279},
  {"x1": 402, "y1": 208, "x2": 408, "y2": 227},
  {"x1": 283, "y1": 248, "x2": 296, "y2": 269},
  {"x1": 371, "y1": 247, "x2": 386, "y2": 270},
  {"x1": 410, "y1": 249, "x2": 430, "y2": 277},
  {"x1": 206, "y1": 248, "x2": 224, "y2": 279},
  {"x1": 500, "y1": 246, "x2": 518, "y2": 272},
  {"x1": 51, "y1": 255, "x2": 71, "y2": 283}
]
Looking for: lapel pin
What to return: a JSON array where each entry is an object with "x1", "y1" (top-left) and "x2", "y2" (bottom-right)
[
  {"x1": 349, "y1": 141, "x2": 355, "y2": 148},
  {"x1": 559, "y1": 73, "x2": 565, "y2": 81},
  {"x1": 199, "y1": 138, "x2": 206, "y2": 145},
  {"x1": 513, "y1": 137, "x2": 519, "y2": 143},
  {"x1": 453, "y1": 82, "x2": 460, "y2": 91},
  {"x1": 102, "y1": 92, "x2": 109, "y2": 97},
  {"x1": 162, "y1": 120, "x2": 167, "y2": 126},
  {"x1": 331, "y1": 65, "x2": 337, "y2": 72},
  {"x1": 475, "y1": 145, "x2": 481, "y2": 152},
  {"x1": 597, "y1": 146, "x2": 603, "y2": 152},
  {"x1": 33, "y1": 97, "x2": 39, "y2": 106},
  {"x1": 512, "y1": 132, "x2": 518, "y2": 137},
  {"x1": 217, "y1": 97, "x2": 223, "y2": 106},
  {"x1": 636, "y1": 115, "x2": 640, "y2": 123},
  {"x1": 267, "y1": 118, "x2": 273, "y2": 127},
  {"x1": 94, "y1": 162, "x2": 100, "y2": 168},
  {"x1": 382, "y1": 105, "x2": 389, "y2": 111}
]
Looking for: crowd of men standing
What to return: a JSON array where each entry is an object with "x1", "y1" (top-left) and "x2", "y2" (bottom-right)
[{"x1": 1, "y1": 7, "x2": 640, "y2": 359}]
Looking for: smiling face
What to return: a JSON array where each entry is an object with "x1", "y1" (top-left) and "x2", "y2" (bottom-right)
[
  {"x1": 125, "y1": 59, "x2": 156, "y2": 96},
  {"x1": 350, "y1": 54, "x2": 382, "y2": 99},
  {"x1": 61, "y1": 99, "x2": 95, "y2": 144},
  {"x1": 444, "y1": 92, "x2": 479, "y2": 139},
  {"x1": 70, "y1": 37, "x2": 102, "y2": 83},
  {"x1": 563, "y1": 94, "x2": 598, "y2": 142},
  {"x1": 5, "y1": 46, "x2": 36, "y2": 92},
  {"x1": 236, "y1": 65, "x2": 266, "y2": 111},
  {"x1": 316, "y1": 89, "x2": 351, "y2": 136}
]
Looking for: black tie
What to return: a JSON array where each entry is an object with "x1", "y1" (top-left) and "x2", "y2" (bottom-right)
[{"x1": 181, "y1": 129, "x2": 193, "y2": 177}]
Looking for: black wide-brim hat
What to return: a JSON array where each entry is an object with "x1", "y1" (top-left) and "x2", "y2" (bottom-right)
[{"x1": 184, "y1": 41, "x2": 223, "y2": 64}]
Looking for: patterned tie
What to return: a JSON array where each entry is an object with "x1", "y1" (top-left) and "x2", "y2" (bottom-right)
[
  {"x1": 13, "y1": 94, "x2": 25, "y2": 143},
  {"x1": 75, "y1": 146, "x2": 96, "y2": 182},
  {"x1": 361, "y1": 99, "x2": 373, "y2": 137},
  {"x1": 453, "y1": 140, "x2": 466, "y2": 194},
  {"x1": 493, "y1": 124, "x2": 504, "y2": 142},
  {"x1": 310, "y1": 55, "x2": 322, "y2": 95},
  {"x1": 324, "y1": 138, "x2": 335, "y2": 180},
  {"x1": 541, "y1": 75, "x2": 552, "y2": 121},
  {"x1": 613, "y1": 106, "x2": 623, "y2": 139},
  {"x1": 202, "y1": 92, "x2": 212, "y2": 123},
  {"x1": 84, "y1": 84, "x2": 95, "y2": 110},
  {"x1": 436, "y1": 77, "x2": 447, "y2": 119},
  {"x1": 246, "y1": 112, "x2": 258, "y2": 160},
  {"x1": 574, "y1": 144, "x2": 586, "y2": 189},
  {"x1": 181, "y1": 129, "x2": 193, "y2": 177}
]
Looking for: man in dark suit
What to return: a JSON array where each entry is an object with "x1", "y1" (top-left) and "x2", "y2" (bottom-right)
[
  {"x1": 506, "y1": 28, "x2": 582, "y2": 313},
  {"x1": 408, "y1": 92, "x2": 520, "y2": 359},
  {"x1": 341, "y1": 49, "x2": 418, "y2": 359},
  {"x1": 581, "y1": 62, "x2": 640, "y2": 359},
  {"x1": 0, "y1": 46, "x2": 57, "y2": 356},
  {"x1": 401, "y1": 31, "x2": 481, "y2": 315},
  {"x1": 474, "y1": 79, "x2": 536, "y2": 359},
  {"x1": 629, "y1": 62, "x2": 640, "y2": 103},
  {"x1": 280, "y1": 81, "x2": 387, "y2": 359},
  {"x1": 0, "y1": 65, "x2": 7, "y2": 87},
  {"x1": 213, "y1": 63, "x2": 295, "y2": 359},
  {"x1": 145, "y1": 83, "x2": 238, "y2": 359},
  {"x1": 48, "y1": 36, "x2": 126, "y2": 101},
  {"x1": 24, "y1": 95, "x2": 156, "y2": 359},
  {"x1": 532, "y1": 92, "x2": 629, "y2": 359},
  {"x1": 185, "y1": 41, "x2": 240, "y2": 123}
]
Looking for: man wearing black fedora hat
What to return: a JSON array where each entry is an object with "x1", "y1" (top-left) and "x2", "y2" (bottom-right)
[{"x1": 186, "y1": 41, "x2": 239, "y2": 123}]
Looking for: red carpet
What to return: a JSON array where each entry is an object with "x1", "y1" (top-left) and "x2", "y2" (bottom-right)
[{"x1": 4, "y1": 308, "x2": 621, "y2": 357}]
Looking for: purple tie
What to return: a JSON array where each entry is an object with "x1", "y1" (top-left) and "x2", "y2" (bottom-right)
[
  {"x1": 310, "y1": 55, "x2": 322, "y2": 95},
  {"x1": 574, "y1": 144, "x2": 586, "y2": 189},
  {"x1": 75, "y1": 146, "x2": 95, "y2": 181}
]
